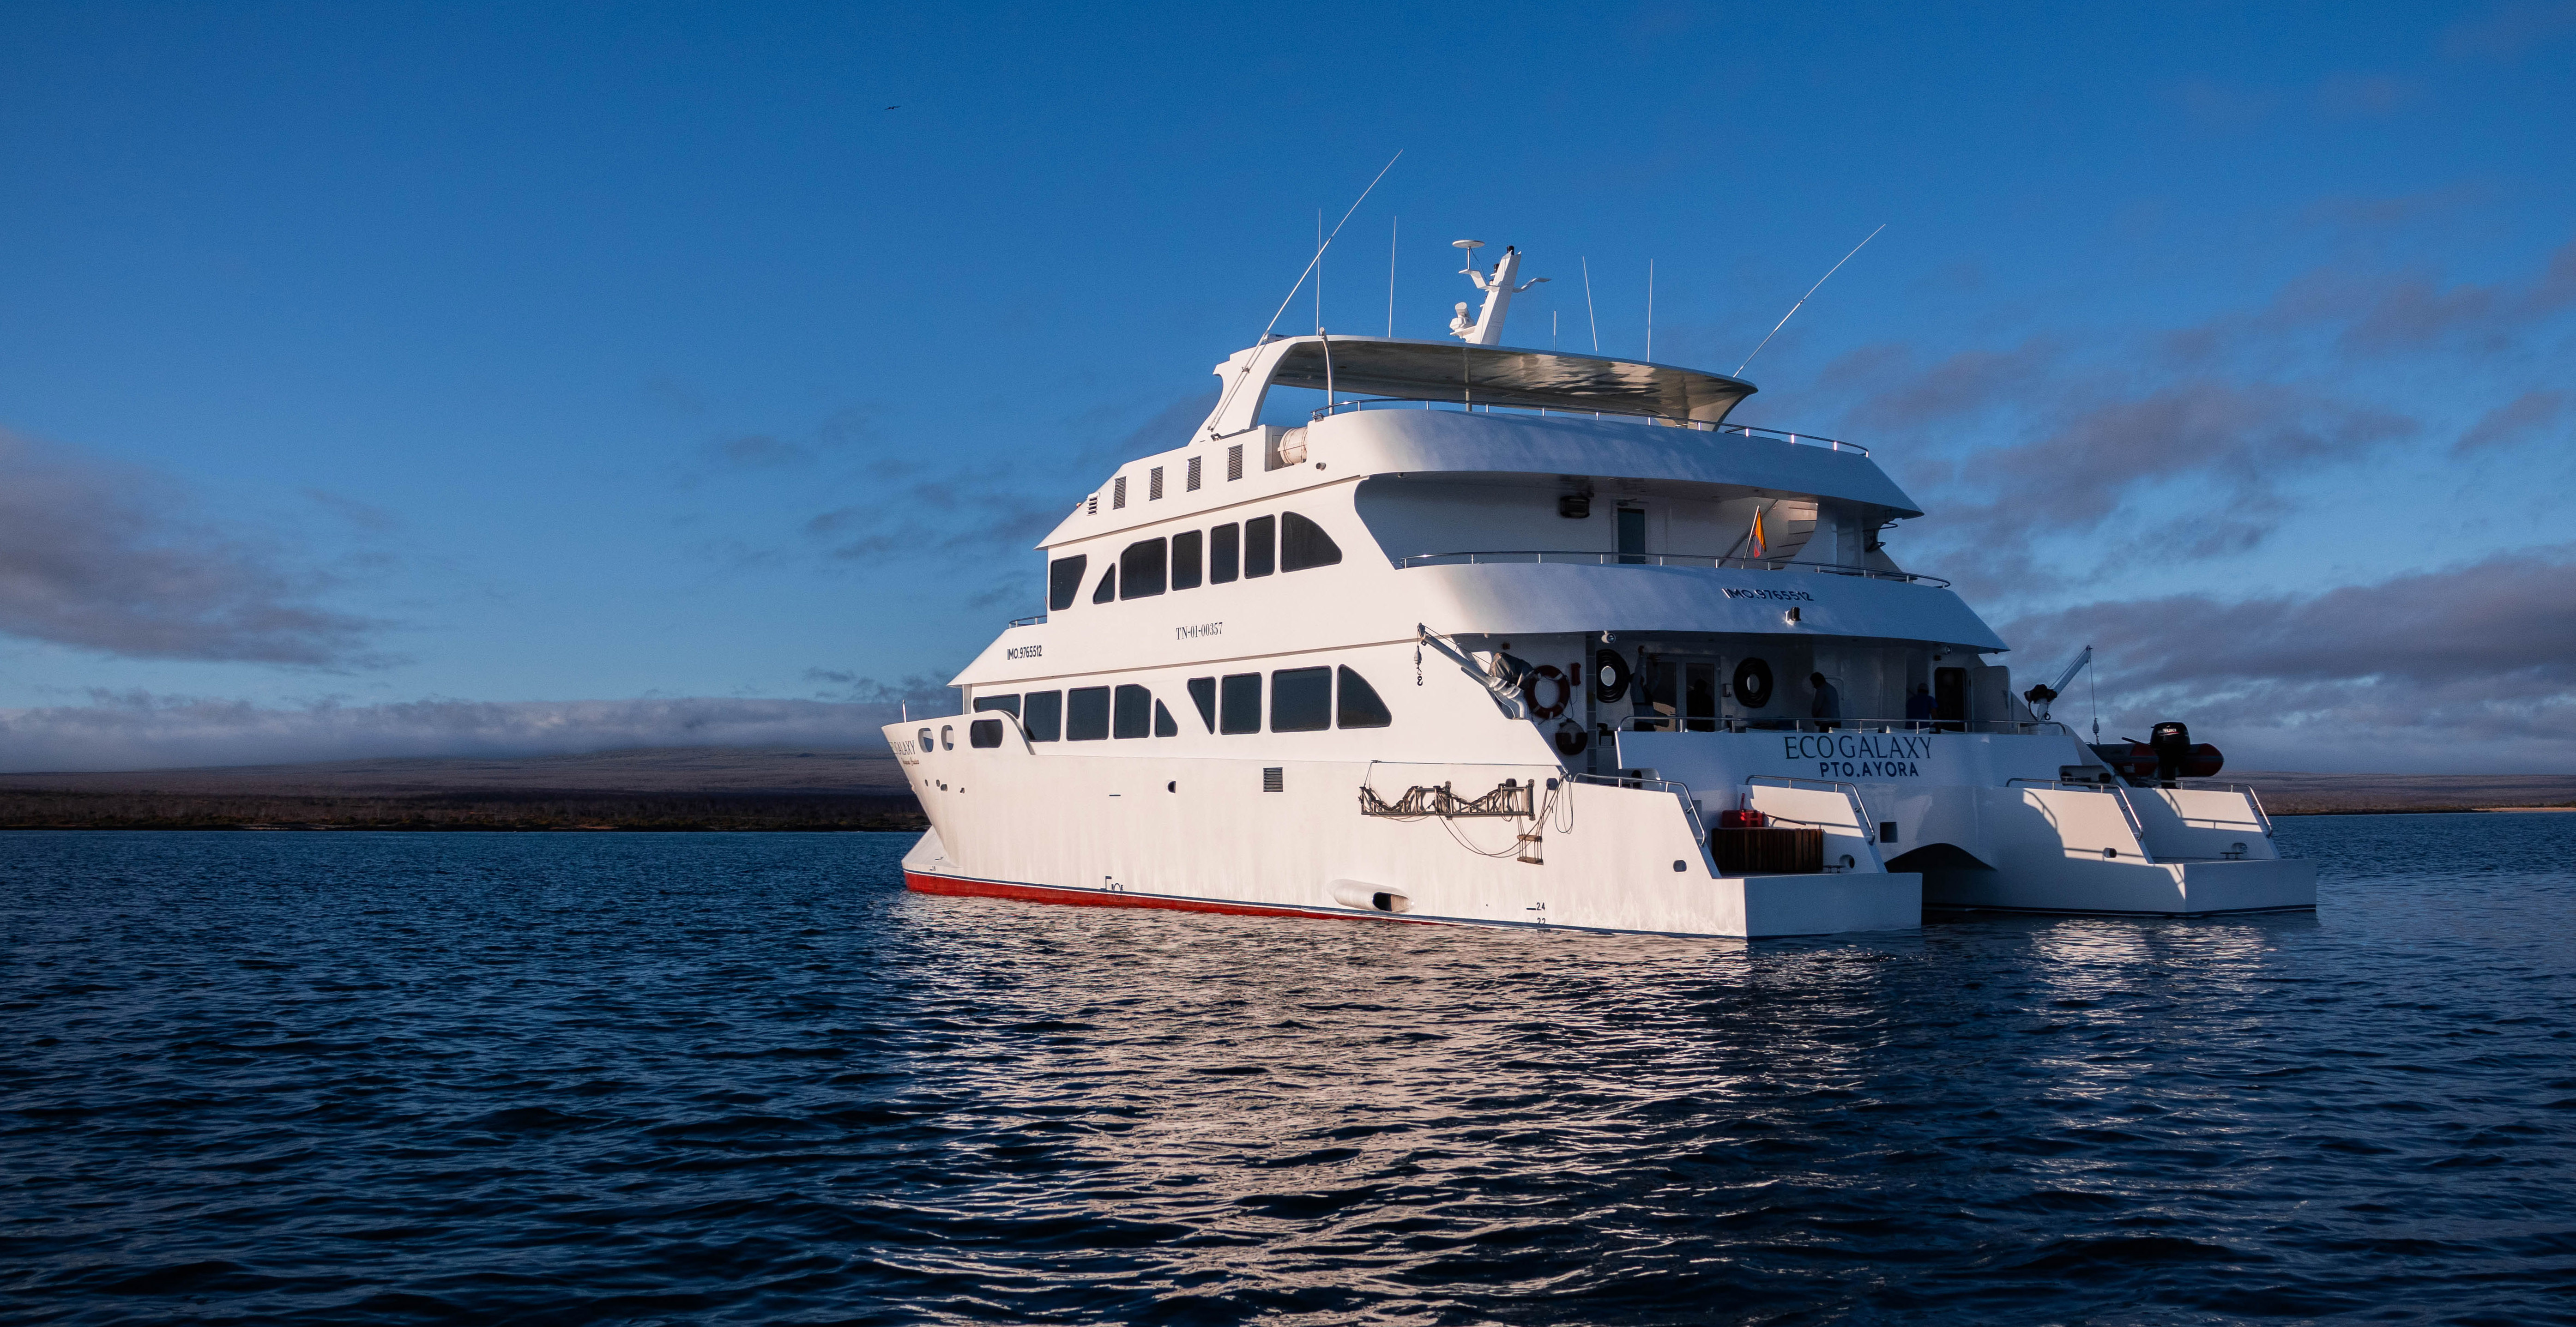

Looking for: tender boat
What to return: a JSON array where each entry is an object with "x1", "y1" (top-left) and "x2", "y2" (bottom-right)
[{"x1": 888, "y1": 243, "x2": 2315, "y2": 937}]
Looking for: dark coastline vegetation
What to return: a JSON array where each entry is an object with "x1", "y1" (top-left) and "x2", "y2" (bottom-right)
[{"x1": 0, "y1": 789, "x2": 927, "y2": 832}]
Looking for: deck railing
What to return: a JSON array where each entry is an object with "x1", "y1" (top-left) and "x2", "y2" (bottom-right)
[
  {"x1": 1394, "y1": 549, "x2": 1948, "y2": 587},
  {"x1": 1614, "y1": 716, "x2": 2067, "y2": 736},
  {"x1": 1310, "y1": 398, "x2": 1870, "y2": 455}
]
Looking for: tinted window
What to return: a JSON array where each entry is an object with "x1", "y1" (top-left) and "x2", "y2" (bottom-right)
[
  {"x1": 1170, "y1": 530, "x2": 1202, "y2": 590},
  {"x1": 1092, "y1": 565, "x2": 1116, "y2": 603},
  {"x1": 1271, "y1": 666, "x2": 1331, "y2": 731},
  {"x1": 1118, "y1": 538, "x2": 1166, "y2": 599},
  {"x1": 1337, "y1": 666, "x2": 1391, "y2": 728},
  {"x1": 1244, "y1": 515, "x2": 1276, "y2": 578},
  {"x1": 1023, "y1": 691, "x2": 1062, "y2": 742},
  {"x1": 969, "y1": 718, "x2": 1005, "y2": 748},
  {"x1": 1153, "y1": 700, "x2": 1178, "y2": 737},
  {"x1": 1186, "y1": 677, "x2": 1216, "y2": 731},
  {"x1": 1281, "y1": 513, "x2": 1342, "y2": 571},
  {"x1": 972, "y1": 694, "x2": 1020, "y2": 716},
  {"x1": 916, "y1": 727, "x2": 935, "y2": 753},
  {"x1": 1047, "y1": 556, "x2": 1087, "y2": 611},
  {"x1": 1113, "y1": 684, "x2": 1152, "y2": 739},
  {"x1": 1219, "y1": 673, "x2": 1262, "y2": 734},
  {"x1": 1067, "y1": 687, "x2": 1110, "y2": 740},
  {"x1": 1210, "y1": 523, "x2": 1240, "y2": 583}
]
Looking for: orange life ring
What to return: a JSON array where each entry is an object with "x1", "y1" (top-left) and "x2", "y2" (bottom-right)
[{"x1": 1523, "y1": 664, "x2": 1572, "y2": 719}]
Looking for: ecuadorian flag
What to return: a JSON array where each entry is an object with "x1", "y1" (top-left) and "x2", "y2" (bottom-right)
[{"x1": 1748, "y1": 505, "x2": 1767, "y2": 557}]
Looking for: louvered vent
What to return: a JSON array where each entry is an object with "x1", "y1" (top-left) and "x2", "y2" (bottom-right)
[
  {"x1": 1186, "y1": 456, "x2": 1202, "y2": 491},
  {"x1": 1227, "y1": 445, "x2": 1243, "y2": 481},
  {"x1": 1086, "y1": 494, "x2": 1097, "y2": 515},
  {"x1": 1262, "y1": 766, "x2": 1283, "y2": 792},
  {"x1": 1113, "y1": 476, "x2": 1127, "y2": 509},
  {"x1": 1148, "y1": 466, "x2": 1164, "y2": 500}
]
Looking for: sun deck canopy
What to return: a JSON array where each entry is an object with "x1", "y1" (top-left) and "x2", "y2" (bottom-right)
[{"x1": 1198, "y1": 336, "x2": 1755, "y2": 439}]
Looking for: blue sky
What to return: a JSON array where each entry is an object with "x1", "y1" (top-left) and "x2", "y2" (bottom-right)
[{"x1": 2, "y1": 2, "x2": 2572, "y2": 771}]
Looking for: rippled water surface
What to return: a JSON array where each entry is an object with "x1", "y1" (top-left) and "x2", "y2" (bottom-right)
[{"x1": 4, "y1": 818, "x2": 2574, "y2": 1324}]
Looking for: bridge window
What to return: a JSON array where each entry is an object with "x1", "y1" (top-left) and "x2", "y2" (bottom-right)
[
  {"x1": 1245, "y1": 515, "x2": 1276, "y2": 578},
  {"x1": 1119, "y1": 538, "x2": 1166, "y2": 599},
  {"x1": 1271, "y1": 666, "x2": 1330, "y2": 732},
  {"x1": 969, "y1": 718, "x2": 1005, "y2": 748},
  {"x1": 1047, "y1": 556, "x2": 1087, "y2": 611},
  {"x1": 1187, "y1": 677, "x2": 1217, "y2": 731},
  {"x1": 1113, "y1": 684, "x2": 1152, "y2": 738},
  {"x1": 1281, "y1": 513, "x2": 1341, "y2": 571},
  {"x1": 1067, "y1": 686, "x2": 1111, "y2": 741},
  {"x1": 1210, "y1": 523, "x2": 1240, "y2": 583},
  {"x1": 1219, "y1": 673, "x2": 1262, "y2": 734},
  {"x1": 1092, "y1": 564, "x2": 1116, "y2": 603},
  {"x1": 1022, "y1": 691, "x2": 1062, "y2": 741},
  {"x1": 1171, "y1": 530, "x2": 1202, "y2": 590},
  {"x1": 1337, "y1": 666, "x2": 1390, "y2": 728},
  {"x1": 1153, "y1": 700, "x2": 1179, "y2": 737},
  {"x1": 973, "y1": 694, "x2": 1019, "y2": 717}
]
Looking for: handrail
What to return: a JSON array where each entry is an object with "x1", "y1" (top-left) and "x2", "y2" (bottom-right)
[
  {"x1": 2171, "y1": 780, "x2": 2278, "y2": 838},
  {"x1": 1743, "y1": 774, "x2": 1878, "y2": 844},
  {"x1": 1568, "y1": 771, "x2": 1713, "y2": 850},
  {"x1": 2006, "y1": 776, "x2": 2150, "y2": 851},
  {"x1": 1617, "y1": 716, "x2": 2066, "y2": 736},
  {"x1": 1394, "y1": 549, "x2": 1948, "y2": 587},
  {"x1": 1006, "y1": 614, "x2": 1046, "y2": 628},
  {"x1": 1310, "y1": 397, "x2": 1870, "y2": 453}
]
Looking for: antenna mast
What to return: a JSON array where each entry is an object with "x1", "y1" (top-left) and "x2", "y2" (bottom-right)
[
  {"x1": 1736, "y1": 223, "x2": 1885, "y2": 377},
  {"x1": 1581, "y1": 257, "x2": 1599, "y2": 352},
  {"x1": 1258, "y1": 150, "x2": 1402, "y2": 340}
]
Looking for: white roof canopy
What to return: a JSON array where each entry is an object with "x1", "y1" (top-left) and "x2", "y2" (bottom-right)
[{"x1": 1198, "y1": 336, "x2": 1756, "y2": 439}]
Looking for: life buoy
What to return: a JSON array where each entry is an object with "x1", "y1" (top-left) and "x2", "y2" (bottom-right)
[
  {"x1": 1593, "y1": 649, "x2": 1632, "y2": 703},
  {"x1": 1522, "y1": 664, "x2": 1573, "y2": 719},
  {"x1": 1733, "y1": 657, "x2": 1774, "y2": 710}
]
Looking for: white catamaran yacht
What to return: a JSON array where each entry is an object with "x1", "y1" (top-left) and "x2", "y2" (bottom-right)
[{"x1": 888, "y1": 243, "x2": 2314, "y2": 937}]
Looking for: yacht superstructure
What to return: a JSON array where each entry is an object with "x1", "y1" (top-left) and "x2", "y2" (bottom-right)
[{"x1": 887, "y1": 246, "x2": 2314, "y2": 937}]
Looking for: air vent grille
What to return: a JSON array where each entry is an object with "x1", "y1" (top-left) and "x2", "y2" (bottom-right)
[
  {"x1": 1227, "y1": 444, "x2": 1243, "y2": 481},
  {"x1": 1262, "y1": 766, "x2": 1283, "y2": 792},
  {"x1": 1113, "y1": 476, "x2": 1127, "y2": 509},
  {"x1": 1186, "y1": 456, "x2": 1202, "y2": 491},
  {"x1": 1148, "y1": 466, "x2": 1164, "y2": 500}
]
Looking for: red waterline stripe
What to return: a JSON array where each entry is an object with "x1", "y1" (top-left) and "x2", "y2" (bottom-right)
[{"x1": 904, "y1": 870, "x2": 1427, "y2": 924}]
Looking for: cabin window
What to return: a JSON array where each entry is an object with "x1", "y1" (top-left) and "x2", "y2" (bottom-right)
[
  {"x1": 1119, "y1": 538, "x2": 1167, "y2": 599},
  {"x1": 1186, "y1": 456, "x2": 1203, "y2": 491},
  {"x1": 1023, "y1": 691, "x2": 1063, "y2": 742},
  {"x1": 1281, "y1": 513, "x2": 1342, "y2": 571},
  {"x1": 1113, "y1": 684, "x2": 1152, "y2": 738},
  {"x1": 1113, "y1": 476, "x2": 1127, "y2": 509},
  {"x1": 1186, "y1": 677, "x2": 1217, "y2": 731},
  {"x1": 1617, "y1": 507, "x2": 1646, "y2": 563},
  {"x1": 1153, "y1": 700, "x2": 1178, "y2": 737},
  {"x1": 1066, "y1": 687, "x2": 1111, "y2": 740},
  {"x1": 1149, "y1": 466, "x2": 1164, "y2": 500},
  {"x1": 1219, "y1": 673, "x2": 1262, "y2": 734},
  {"x1": 939, "y1": 724, "x2": 953, "y2": 750},
  {"x1": 916, "y1": 727, "x2": 935, "y2": 754},
  {"x1": 1271, "y1": 666, "x2": 1331, "y2": 732},
  {"x1": 1171, "y1": 530, "x2": 1202, "y2": 590},
  {"x1": 1046, "y1": 556, "x2": 1087, "y2": 611},
  {"x1": 1092, "y1": 564, "x2": 1116, "y2": 603},
  {"x1": 1337, "y1": 666, "x2": 1391, "y2": 728},
  {"x1": 1210, "y1": 523, "x2": 1240, "y2": 583},
  {"x1": 969, "y1": 718, "x2": 1005, "y2": 748},
  {"x1": 1227, "y1": 443, "x2": 1243, "y2": 481},
  {"x1": 1244, "y1": 515, "x2": 1276, "y2": 578},
  {"x1": 973, "y1": 694, "x2": 1019, "y2": 717}
]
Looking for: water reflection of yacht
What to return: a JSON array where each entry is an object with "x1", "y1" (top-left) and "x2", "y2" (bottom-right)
[{"x1": 889, "y1": 243, "x2": 2314, "y2": 937}]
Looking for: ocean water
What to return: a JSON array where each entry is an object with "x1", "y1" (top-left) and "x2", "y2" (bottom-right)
[{"x1": 2, "y1": 817, "x2": 2572, "y2": 1326}]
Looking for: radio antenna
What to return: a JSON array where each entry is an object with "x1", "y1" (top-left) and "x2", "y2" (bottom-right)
[
  {"x1": 1581, "y1": 256, "x2": 1600, "y2": 352},
  {"x1": 1261, "y1": 150, "x2": 1402, "y2": 340},
  {"x1": 1387, "y1": 215, "x2": 1398, "y2": 337},
  {"x1": 1736, "y1": 223, "x2": 1884, "y2": 377}
]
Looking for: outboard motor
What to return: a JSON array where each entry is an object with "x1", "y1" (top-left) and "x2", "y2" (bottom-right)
[{"x1": 2150, "y1": 721, "x2": 2193, "y2": 787}]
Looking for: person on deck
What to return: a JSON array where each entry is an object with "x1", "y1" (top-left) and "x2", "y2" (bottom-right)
[
  {"x1": 1905, "y1": 683, "x2": 1936, "y2": 729},
  {"x1": 1809, "y1": 672, "x2": 1841, "y2": 731}
]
